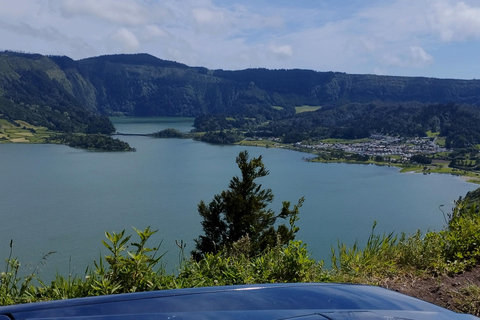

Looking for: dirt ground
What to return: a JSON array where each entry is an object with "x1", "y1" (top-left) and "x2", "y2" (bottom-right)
[{"x1": 381, "y1": 265, "x2": 480, "y2": 316}]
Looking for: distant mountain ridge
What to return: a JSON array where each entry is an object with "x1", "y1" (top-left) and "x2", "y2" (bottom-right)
[
  {"x1": 70, "y1": 53, "x2": 480, "y2": 117},
  {"x1": 1, "y1": 50, "x2": 480, "y2": 133}
]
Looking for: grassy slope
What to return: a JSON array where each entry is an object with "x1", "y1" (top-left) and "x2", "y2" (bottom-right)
[
  {"x1": 295, "y1": 105, "x2": 321, "y2": 113},
  {"x1": 0, "y1": 119, "x2": 52, "y2": 143}
]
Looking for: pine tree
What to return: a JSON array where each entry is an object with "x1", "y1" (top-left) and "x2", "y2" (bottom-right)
[{"x1": 193, "y1": 150, "x2": 303, "y2": 258}]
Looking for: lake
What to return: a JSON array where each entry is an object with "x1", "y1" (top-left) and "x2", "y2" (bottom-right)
[{"x1": 0, "y1": 117, "x2": 477, "y2": 280}]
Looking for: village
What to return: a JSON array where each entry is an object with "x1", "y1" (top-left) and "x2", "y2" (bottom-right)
[{"x1": 292, "y1": 134, "x2": 446, "y2": 160}]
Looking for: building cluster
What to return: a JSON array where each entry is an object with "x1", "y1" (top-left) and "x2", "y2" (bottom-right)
[{"x1": 294, "y1": 135, "x2": 446, "y2": 160}]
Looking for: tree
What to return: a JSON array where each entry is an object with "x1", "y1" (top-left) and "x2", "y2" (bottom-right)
[
  {"x1": 410, "y1": 154, "x2": 432, "y2": 165},
  {"x1": 193, "y1": 150, "x2": 304, "y2": 258}
]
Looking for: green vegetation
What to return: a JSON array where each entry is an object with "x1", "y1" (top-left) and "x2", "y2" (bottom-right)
[
  {"x1": 197, "y1": 130, "x2": 244, "y2": 144},
  {"x1": 55, "y1": 134, "x2": 135, "y2": 151},
  {"x1": 193, "y1": 151, "x2": 303, "y2": 258},
  {"x1": 4, "y1": 51, "x2": 480, "y2": 153},
  {"x1": 0, "y1": 119, "x2": 52, "y2": 143},
  {"x1": 236, "y1": 139, "x2": 280, "y2": 147},
  {"x1": 0, "y1": 52, "x2": 125, "y2": 150},
  {"x1": 436, "y1": 136, "x2": 447, "y2": 147},
  {"x1": 295, "y1": 105, "x2": 321, "y2": 113},
  {"x1": 195, "y1": 101, "x2": 480, "y2": 151},
  {"x1": 426, "y1": 130, "x2": 440, "y2": 138},
  {"x1": 0, "y1": 118, "x2": 134, "y2": 151},
  {"x1": 150, "y1": 128, "x2": 184, "y2": 138}
]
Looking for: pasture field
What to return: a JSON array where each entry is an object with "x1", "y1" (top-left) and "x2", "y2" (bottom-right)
[
  {"x1": 0, "y1": 119, "x2": 52, "y2": 143},
  {"x1": 295, "y1": 105, "x2": 321, "y2": 113}
]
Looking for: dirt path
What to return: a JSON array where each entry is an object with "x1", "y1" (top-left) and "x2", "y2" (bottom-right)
[{"x1": 381, "y1": 265, "x2": 480, "y2": 316}]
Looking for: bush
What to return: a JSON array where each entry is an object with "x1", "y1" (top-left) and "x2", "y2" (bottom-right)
[
  {"x1": 193, "y1": 151, "x2": 303, "y2": 258},
  {"x1": 330, "y1": 196, "x2": 480, "y2": 280},
  {"x1": 330, "y1": 221, "x2": 445, "y2": 281},
  {"x1": 177, "y1": 240, "x2": 326, "y2": 287},
  {"x1": 91, "y1": 227, "x2": 172, "y2": 294},
  {"x1": 441, "y1": 200, "x2": 480, "y2": 269}
]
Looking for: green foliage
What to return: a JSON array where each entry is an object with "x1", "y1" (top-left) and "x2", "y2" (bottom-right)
[
  {"x1": 93, "y1": 227, "x2": 170, "y2": 293},
  {"x1": 295, "y1": 106, "x2": 321, "y2": 113},
  {"x1": 331, "y1": 222, "x2": 399, "y2": 278},
  {"x1": 32, "y1": 272, "x2": 97, "y2": 301},
  {"x1": 440, "y1": 200, "x2": 480, "y2": 269},
  {"x1": 330, "y1": 192, "x2": 480, "y2": 280},
  {"x1": 193, "y1": 151, "x2": 303, "y2": 258},
  {"x1": 410, "y1": 154, "x2": 432, "y2": 164},
  {"x1": 452, "y1": 284, "x2": 480, "y2": 316},
  {"x1": 4, "y1": 51, "x2": 480, "y2": 150},
  {"x1": 150, "y1": 128, "x2": 184, "y2": 138},
  {"x1": 0, "y1": 252, "x2": 34, "y2": 305},
  {"x1": 0, "y1": 53, "x2": 115, "y2": 136},
  {"x1": 193, "y1": 115, "x2": 233, "y2": 132},
  {"x1": 331, "y1": 222, "x2": 446, "y2": 281},
  {"x1": 0, "y1": 241, "x2": 55, "y2": 305},
  {"x1": 253, "y1": 102, "x2": 480, "y2": 145},
  {"x1": 0, "y1": 227, "x2": 325, "y2": 304},
  {"x1": 58, "y1": 133, "x2": 135, "y2": 151},
  {"x1": 199, "y1": 130, "x2": 243, "y2": 144},
  {"x1": 177, "y1": 240, "x2": 325, "y2": 287}
]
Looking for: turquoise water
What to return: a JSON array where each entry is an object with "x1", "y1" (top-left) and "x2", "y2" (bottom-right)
[{"x1": 0, "y1": 117, "x2": 476, "y2": 279}]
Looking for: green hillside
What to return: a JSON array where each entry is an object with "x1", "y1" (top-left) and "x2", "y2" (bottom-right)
[
  {"x1": 2, "y1": 50, "x2": 480, "y2": 149},
  {"x1": 0, "y1": 52, "x2": 113, "y2": 135}
]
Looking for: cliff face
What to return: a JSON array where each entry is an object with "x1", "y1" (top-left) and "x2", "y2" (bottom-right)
[{"x1": 1, "y1": 51, "x2": 480, "y2": 127}]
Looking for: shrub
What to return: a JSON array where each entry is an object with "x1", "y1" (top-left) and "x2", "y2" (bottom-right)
[
  {"x1": 330, "y1": 221, "x2": 445, "y2": 281},
  {"x1": 441, "y1": 200, "x2": 480, "y2": 270},
  {"x1": 92, "y1": 227, "x2": 172, "y2": 294},
  {"x1": 177, "y1": 240, "x2": 326, "y2": 287}
]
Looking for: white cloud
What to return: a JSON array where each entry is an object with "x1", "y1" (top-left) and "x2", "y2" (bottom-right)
[
  {"x1": 354, "y1": 0, "x2": 480, "y2": 44},
  {"x1": 192, "y1": 7, "x2": 226, "y2": 25},
  {"x1": 428, "y1": 1, "x2": 480, "y2": 41},
  {"x1": 59, "y1": 0, "x2": 153, "y2": 26},
  {"x1": 0, "y1": 0, "x2": 36, "y2": 17},
  {"x1": 303, "y1": 0, "x2": 480, "y2": 74},
  {"x1": 269, "y1": 44, "x2": 293, "y2": 60},
  {"x1": 381, "y1": 46, "x2": 433, "y2": 68},
  {"x1": 111, "y1": 28, "x2": 140, "y2": 52},
  {"x1": 142, "y1": 25, "x2": 167, "y2": 41},
  {"x1": 0, "y1": 21, "x2": 62, "y2": 42},
  {"x1": 409, "y1": 46, "x2": 434, "y2": 66}
]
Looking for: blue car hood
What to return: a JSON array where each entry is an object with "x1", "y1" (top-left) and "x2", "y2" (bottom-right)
[{"x1": 0, "y1": 283, "x2": 477, "y2": 320}]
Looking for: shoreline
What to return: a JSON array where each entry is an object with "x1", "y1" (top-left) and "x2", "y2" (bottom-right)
[
  {"x1": 3, "y1": 129, "x2": 480, "y2": 185},
  {"x1": 236, "y1": 140, "x2": 480, "y2": 185}
]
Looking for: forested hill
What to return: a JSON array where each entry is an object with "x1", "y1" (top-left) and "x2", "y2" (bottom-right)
[
  {"x1": 69, "y1": 54, "x2": 480, "y2": 117},
  {"x1": 0, "y1": 51, "x2": 114, "y2": 134},
  {"x1": 1, "y1": 50, "x2": 480, "y2": 134},
  {"x1": 212, "y1": 68, "x2": 480, "y2": 107}
]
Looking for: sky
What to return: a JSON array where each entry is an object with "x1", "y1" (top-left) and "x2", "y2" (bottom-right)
[{"x1": 1, "y1": 0, "x2": 480, "y2": 79}]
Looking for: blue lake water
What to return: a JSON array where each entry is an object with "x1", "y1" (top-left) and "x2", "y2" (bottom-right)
[{"x1": 0, "y1": 117, "x2": 477, "y2": 279}]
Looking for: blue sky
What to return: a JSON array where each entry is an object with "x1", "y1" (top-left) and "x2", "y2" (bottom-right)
[{"x1": 0, "y1": 0, "x2": 479, "y2": 79}]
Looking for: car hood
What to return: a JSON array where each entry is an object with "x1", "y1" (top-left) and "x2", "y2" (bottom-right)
[{"x1": 0, "y1": 283, "x2": 477, "y2": 320}]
